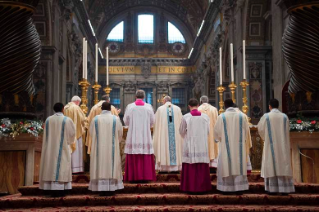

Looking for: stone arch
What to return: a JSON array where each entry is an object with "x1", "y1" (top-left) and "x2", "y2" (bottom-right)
[{"x1": 97, "y1": 6, "x2": 194, "y2": 55}]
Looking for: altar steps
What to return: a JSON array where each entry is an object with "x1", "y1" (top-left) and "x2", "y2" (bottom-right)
[
  {"x1": 3, "y1": 205, "x2": 319, "y2": 212},
  {"x1": 1, "y1": 193, "x2": 319, "y2": 209},
  {"x1": 18, "y1": 182, "x2": 319, "y2": 196},
  {"x1": 1, "y1": 173, "x2": 319, "y2": 211}
]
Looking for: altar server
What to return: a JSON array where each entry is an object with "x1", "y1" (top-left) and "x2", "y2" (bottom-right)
[
  {"x1": 257, "y1": 99, "x2": 295, "y2": 194},
  {"x1": 64, "y1": 96, "x2": 87, "y2": 173},
  {"x1": 153, "y1": 96, "x2": 183, "y2": 172},
  {"x1": 179, "y1": 98, "x2": 211, "y2": 193},
  {"x1": 86, "y1": 95, "x2": 120, "y2": 154},
  {"x1": 123, "y1": 90, "x2": 156, "y2": 182},
  {"x1": 214, "y1": 99, "x2": 251, "y2": 192},
  {"x1": 39, "y1": 103, "x2": 76, "y2": 191},
  {"x1": 198, "y1": 95, "x2": 219, "y2": 168},
  {"x1": 89, "y1": 102, "x2": 124, "y2": 193}
]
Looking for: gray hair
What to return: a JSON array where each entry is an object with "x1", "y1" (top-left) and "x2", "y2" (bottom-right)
[
  {"x1": 101, "y1": 95, "x2": 110, "y2": 102},
  {"x1": 163, "y1": 96, "x2": 171, "y2": 102},
  {"x1": 200, "y1": 95, "x2": 209, "y2": 104},
  {"x1": 136, "y1": 90, "x2": 145, "y2": 99},
  {"x1": 71, "y1": 96, "x2": 81, "y2": 102}
]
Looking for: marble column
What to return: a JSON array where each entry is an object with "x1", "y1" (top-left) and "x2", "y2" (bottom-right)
[{"x1": 271, "y1": 0, "x2": 285, "y2": 110}]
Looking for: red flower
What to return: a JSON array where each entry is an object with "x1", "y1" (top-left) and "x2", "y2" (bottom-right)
[
  {"x1": 1, "y1": 124, "x2": 5, "y2": 128},
  {"x1": 297, "y1": 120, "x2": 302, "y2": 124},
  {"x1": 311, "y1": 120, "x2": 316, "y2": 125},
  {"x1": 19, "y1": 122, "x2": 23, "y2": 125},
  {"x1": 30, "y1": 127, "x2": 34, "y2": 131}
]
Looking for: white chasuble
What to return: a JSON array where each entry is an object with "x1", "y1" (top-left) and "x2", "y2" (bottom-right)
[
  {"x1": 39, "y1": 113, "x2": 76, "y2": 190},
  {"x1": 123, "y1": 102, "x2": 155, "y2": 154},
  {"x1": 89, "y1": 111, "x2": 124, "y2": 191},
  {"x1": 179, "y1": 112, "x2": 210, "y2": 164},
  {"x1": 64, "y1": 102, "x2": 87, "y2": 151},
  {"x1": 214, "y1": 108, "x2": 251, "y2": 192},
  {"x1": 234, "y1": 107, "x2": 253, "y2": 171},
  {"x1": 153, "y1": 102, "x2": 183, "y2": 171},
  {"x1": 198, "y1": 103, "x2": 219, "y2": 167},
  {"x1": 257, "y1": 109, "x2": 294, "y2": 193},
  {"x1": 86, "y1": 100, "x2": 118, "y2": 154},
  {"x1": 64, "y1": 102, "x2": 87, "y2": 173}
]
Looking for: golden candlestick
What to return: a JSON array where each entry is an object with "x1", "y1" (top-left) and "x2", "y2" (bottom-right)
[
  {"x1": 217, "y1": 86, "x2": 226, "y2": 114},
  {"x1": 104, "y1": 86, "x2": 112, "y2": 96},
  {"x1": 228, "y1": 82, "x2": 237, "y2": 103},
  {"x1": 79, "y1": 78, "x2": 90, "y2": 114},
  {"x1": 92, "y1": 82, "x2": 101, "y2": 105},
  {"x1": 240, "y1": 79, "x2": 249, "y2": 116}
]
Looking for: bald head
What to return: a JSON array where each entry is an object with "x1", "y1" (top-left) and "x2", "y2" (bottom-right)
[
  {"x1": 163, "y1": 96, "x2": 171, "y2": 103},
  {"x1": 200, "y1": 96, "x2": 209, "y2": 104},
  {"x1": 101, "y1": 95, "x2": 110, "y2": 102}
]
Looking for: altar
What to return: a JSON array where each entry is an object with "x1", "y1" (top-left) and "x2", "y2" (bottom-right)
[{"x1": 0, "y1": 134, "x2": 42, "y2": 194}]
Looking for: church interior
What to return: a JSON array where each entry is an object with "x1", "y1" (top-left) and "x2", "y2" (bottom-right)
[{"x1": 1, "y1": 0, "x2": 319, "y2": 211}]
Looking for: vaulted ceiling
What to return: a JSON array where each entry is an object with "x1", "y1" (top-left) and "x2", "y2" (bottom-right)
[{"x1": 83, "y1": 0, "x2": 209, "y2": 39}]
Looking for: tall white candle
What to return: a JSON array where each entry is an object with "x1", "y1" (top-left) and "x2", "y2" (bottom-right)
[
  {"x1": 219, "y1": 47, "x2": 222, "y2": 85},
  {"x1": 243, "y1": 40, "x2": 246, "y2": 80},
  {"x1": 95, "y1": 43, "x2": 98, "y2": 82},
  {"x1": 230, "y1": 43, "x2": 234, "y2": 82},
  {"x1": 85, "y1": 40, "x2": 88, "y2": 79},
  {"x1": 106, "y1": 47, "x2": 109, "y2": 86},
  {"x1": 82, "y1": 38, "x2": 85, "y2": 79}
]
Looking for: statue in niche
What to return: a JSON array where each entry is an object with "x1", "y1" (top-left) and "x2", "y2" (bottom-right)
[
  {"x1": 192, "y1": 70, "x2": 205, "y2": 100},
  {"x1": 192, "y1": 75, "x2": 205, "y2": 100},
  {"x1": 60, "y1": 0, "x2": 74, "y2": 21},
  {"x1": 141, "y1": 60, "x2": 152, "y2": 79}
]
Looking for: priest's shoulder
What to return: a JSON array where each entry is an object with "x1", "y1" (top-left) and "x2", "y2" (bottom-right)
[
  {"x1": 172, "y1": 104, "x2": 182, "y2": 111},
  {"x1": 45, "y1": 114, "x2": 72, "y2": 122},
  {"x1": 182, "y1": 112, "x2": 192, "y2": 118},
  {"x1": 201, "y1": 113, "x2": 209, "y2": 119},
  {"x1": 145, "y1": 103, "x2": 154, "y2": 111}
]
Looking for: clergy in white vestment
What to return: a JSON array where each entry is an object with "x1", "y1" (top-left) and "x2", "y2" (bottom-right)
[
  {"x1": 233, "y1": 104, "x2": 253, "y2": 174},
  {"x1": 179, "y1": 98, "x2": 211, "y2": 193},
  {"x1": 198, "y1": 96, "x2": 219, "y2": 168},
  {"x1": 39, "y1": 103, "x2": 76, "y2": 191},
  {"x1": 257, "y1": 99, "x2": 295, "y2": 194},
  {"x1": 64, "y1": 96, "x2": 87, "y2": 173},
  {"x1": 86, "y1": 95, "x2": 120, "y2": 154},
  {"x1": 123, "y1": 90, "x2": 156, "y2": 182},
  {"x1": 89, "y1": 102, "x2": 124, "y2": 193},
  {"x1": 153, "y1": 96, "x2": 183, "y2": 172},
  {"x1": 214, "y1": 99, "x2": 251, "y2": 192}
]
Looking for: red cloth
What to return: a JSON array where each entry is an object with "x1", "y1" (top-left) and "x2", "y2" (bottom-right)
[
  {"x1": 180, "y1": 163, "x2": 211, "y2": 193},
  {"x1": 124, "y1": 154, "x2": 156, "y2": 182},
  {"x1": 190, "y1": 109, "x2": 201, "y2": 116},
  {"x1": 135, "y1": 99, "x2": 145, "y2": 106}
]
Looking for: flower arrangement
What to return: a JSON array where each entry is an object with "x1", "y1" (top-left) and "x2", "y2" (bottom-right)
[
  {"x1": 290, "y1": 115, "x2": 319, "y2": 133},
  {"x1": 0, "y1": 118, "x2": 43, "y2": 138}
]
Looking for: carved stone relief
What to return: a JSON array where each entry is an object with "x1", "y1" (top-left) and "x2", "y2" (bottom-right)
[
  {"x1": 59, "y1": 0, "x2": 74, "y2": 21},
  {"x1": 124, "y1": 81, "x2": 136, "y2": 92},
  {"x1": 156, "y1": 81, "x2": 169, "y2": 93},
  {"x1": 141, "y1": 60, "x2": 152, "y2": 79}
]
